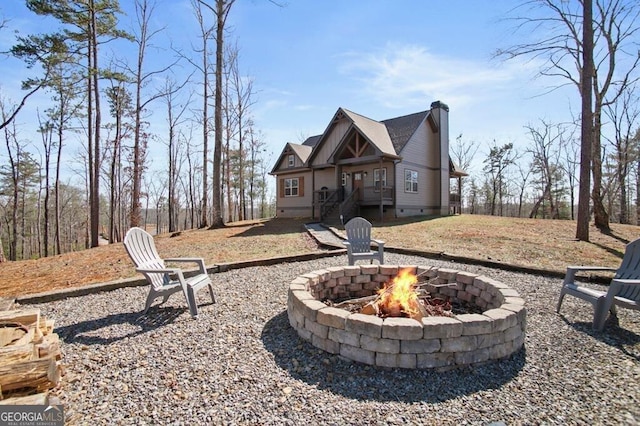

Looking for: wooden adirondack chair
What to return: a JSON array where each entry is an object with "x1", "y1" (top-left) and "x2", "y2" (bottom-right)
[
  {"x1": 557, "y1": 238, "x2": 640, "y2": 331},
  {"x1": 124, "y1": 227, "x2": 215, "y2": 318},
  {"x1": 343, "y1": 217, "x2": 384, "y2": 265}
]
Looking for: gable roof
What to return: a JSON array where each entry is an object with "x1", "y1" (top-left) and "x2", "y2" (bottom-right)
[
  {"x1": 289, "y1": 143, "x2": 312, "y2": 162},
  {"x1": 269, "y1": 142, "x2": 312, "y2": 174},
  {"x1": 341, "y1": 109, "x2": 397, "y2": 157},
  {"x1": 282, "y1": 107, "x2": 436, "y2": 169}
]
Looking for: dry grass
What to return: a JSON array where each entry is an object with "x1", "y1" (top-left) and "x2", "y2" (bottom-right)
[
  {"x1": 1, "y1": 215, "x2": 638, "y2": 298},
  {"x1": 372, "y1": 215, "x2": 639, "y2": 270}
]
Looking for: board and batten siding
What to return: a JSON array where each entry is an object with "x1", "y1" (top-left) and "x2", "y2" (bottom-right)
[{"x1": 309, "y1": 119, "x2": 350, "y2": 167}]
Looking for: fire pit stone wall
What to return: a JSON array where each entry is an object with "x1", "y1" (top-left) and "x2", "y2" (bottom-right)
[{"x1": 287, "y1": 265, "x2": 526, "y2": 370}]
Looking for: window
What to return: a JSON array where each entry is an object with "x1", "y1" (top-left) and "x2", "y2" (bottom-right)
[
  {"x1": 405, "y1": 169, "x2": 418, "y2": 193},
  {"x1": 373, "y1": 168, "x2": 387, "y2": 191},
  {"x1": 288, "y1": 154, "x2": 295, "y2": 168},
  {"x1": 284, "y1": 178, "x2": 299, "y2": 197}
]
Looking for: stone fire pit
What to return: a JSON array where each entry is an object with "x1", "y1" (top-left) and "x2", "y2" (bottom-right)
[{"x1": 287, "y1": 265, "x2": 526, "y2": 370}]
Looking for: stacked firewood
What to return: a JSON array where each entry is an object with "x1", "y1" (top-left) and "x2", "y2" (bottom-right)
[{"x1": 0, "y1": 299, "x2": 63, "y2": 405}]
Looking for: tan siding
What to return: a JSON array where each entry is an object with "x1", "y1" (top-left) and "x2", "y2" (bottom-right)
[
  {"x1": 395, "y1": 119, "x2": 437, "y2": 208},
  {"x1": 275, "y1": 171, "x2": 313, "y2": 218},
  {"x1": 309, "y1": 119, "x2": 350, "y2": 167}
]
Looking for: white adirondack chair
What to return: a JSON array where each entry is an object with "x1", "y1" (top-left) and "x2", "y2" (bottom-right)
[
  {"x1": 343, "y1": 217, "x2": 384, "y2": 265},
  {"x1": 557, "y1": 238, "x2": 640, "y2": 331},
  {"x1": 124, "y1": 227, "x2": 215, "y2": 318}
]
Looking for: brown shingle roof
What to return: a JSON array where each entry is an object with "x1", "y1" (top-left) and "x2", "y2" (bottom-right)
[{"x1": 381, "y1": 110, "x2": 430, "y2": 153}]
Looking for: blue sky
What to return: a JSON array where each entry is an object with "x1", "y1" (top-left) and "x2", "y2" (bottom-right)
[{"x1": 0, "y1": 0, "x2": 578, "y2": 183}]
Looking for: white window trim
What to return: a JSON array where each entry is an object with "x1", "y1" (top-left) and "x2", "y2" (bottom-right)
[
  {"x1": 405, "y1": 169, "x2": 418, "y2": 193},
  {"x1": 373, "y1": 168, "x2": 387, "y2": 191},
  {"x1": 288, "y1": 154, "x2": 295, "y2": 168},
  {"x1": 284, "y1": 177, "x2": 299, "y2": 197}
]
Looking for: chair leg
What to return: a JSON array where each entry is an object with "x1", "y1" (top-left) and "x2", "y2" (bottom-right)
[
  {"x1": 186, "y1": 286, "x2": 198, "y2": 318},
  {"x1": 143, "y1": 290, "x2": 157, "y2": 314},
  {"x1": 208, "y1": 282, "x2": 216, "y2": 304},
  {"x1": 556, "y1": 288, "x2": 567, "y2": 313},
  {"x1": 593, "y1": 297, "x2": 609, "y2": 331}
]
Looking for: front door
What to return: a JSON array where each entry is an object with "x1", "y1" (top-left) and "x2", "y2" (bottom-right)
[{"x1": 353, "y1": 171, "x2": 364, "y2": 198}]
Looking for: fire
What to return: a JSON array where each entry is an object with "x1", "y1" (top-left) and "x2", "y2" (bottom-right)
[{"x1": 374, "y1": 268, "x2": 422, "y2": 320}]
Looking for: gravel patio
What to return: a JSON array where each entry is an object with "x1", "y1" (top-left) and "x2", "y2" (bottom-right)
[{"x1": 25, "y1": 252, "x2": 640, "y2": 425}]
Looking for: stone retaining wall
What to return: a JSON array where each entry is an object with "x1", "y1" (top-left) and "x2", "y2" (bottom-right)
[{"x1": 287, "y1": 265, "x2": 526, "y2": 370}]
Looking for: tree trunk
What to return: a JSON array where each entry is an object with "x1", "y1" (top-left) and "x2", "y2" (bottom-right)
[
  {"x1": 576, "y1": 0, "x2": 593, "y2": 242},
  {"x1": 591, "y1": 105, "x2": 610, "y2": 230},
  {"x1": 209, "y1": 0, "x2": 228, "y2": 229}
]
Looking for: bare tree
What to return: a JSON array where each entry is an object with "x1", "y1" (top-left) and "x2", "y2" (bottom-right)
[
  {"x1": 526, "y1": 120, "x2": 565, "y2": 219},
  {"x1": 559, "y1": 126, "x2": 580, "y2": 220},
  {"x1": 495, "y1": 0, "x2": 640, "y2": 238},
  {"x1": 127, "y1": 0, "x2": 177, "y2": 228},
  {"x1": 189, "y1": 0, "x2": 215, "y2": 228},
  {"x1": 604, "y1": 84, "x2": 640, "y2": 224},
  {"x1": 161, "y1": 76, "x2": 193, "y2": 232},
  {"x1": 450, "y1": 133, "x2": 478, "y2": 211},
  {"x1": 228, "y1": 43, "x2": 255, "y2": 221},
  {"x1": 105, "y1": 78, "x2": 133, "y2": 243},
  {"x1": 483, "y1": 142, "x2": 516, "y2": 216},
  {"x1": 514, "y1": 157, "x2": 533, "y2": 217},
  {"x1": 36, "y1": 112, "x2": 54, "y2": 257},
  {"x1": 197, "y1": 0, "x2": 237, "y2": 228}
]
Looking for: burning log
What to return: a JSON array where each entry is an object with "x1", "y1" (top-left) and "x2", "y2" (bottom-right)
[
  {"x1": 325, "y1": 268, "x2": 457, "y2": 319},
  {"x1": 348, "y1": 268, "x2": 452, "y2": 320}
]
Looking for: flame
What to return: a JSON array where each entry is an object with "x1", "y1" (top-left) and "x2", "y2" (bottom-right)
[{"x1": 376, "y1": 268, "x2": 421, "y2": 318}]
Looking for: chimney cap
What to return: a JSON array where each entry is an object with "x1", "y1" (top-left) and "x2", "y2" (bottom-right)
[{"x1": 430, "y1": 101, "x2": 449, "y2": 112}]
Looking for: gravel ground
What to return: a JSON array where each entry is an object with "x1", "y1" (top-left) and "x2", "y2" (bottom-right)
[{"x1": 24, "y1": 253, "x2": 640, "y2": 425}]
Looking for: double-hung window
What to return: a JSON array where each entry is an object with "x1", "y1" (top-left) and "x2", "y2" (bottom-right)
[
  {"x1": 373, "y1": 168, "x2": 387, "y2": 191},
  {"x1": 405, "y1": 169, "x2": 418, "y2": 193},
  {"x1": 284, "y1": 178, "x2": 299, "y2": 197}
]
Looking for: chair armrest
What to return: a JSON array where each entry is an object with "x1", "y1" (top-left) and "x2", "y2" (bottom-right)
[
  {"x1": 164, "y1": 257, "x2": 207, "y2": 274},
  {"x1": 343, "y1": 241, "x2": 352, "y2": 252},
  {"x1": 563, "y1": 266, "x2": 617, "y2": 285},
  {"x1": 136, "y1": 267, "x2": 181, "y2": 275},
  {"x1": 372, "y1": 239, "x2": 385, "y2": 248},
  {"x1": 610, "y1": 279, "x2": 640, "y2": 286}
]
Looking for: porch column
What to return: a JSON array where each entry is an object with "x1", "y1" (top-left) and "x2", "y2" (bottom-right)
[
  {"x1": 379, "y1": 157, "x2": 383, "y2": 223},
  {"x1": 312, "y1": 168, "x2": 316, "y2": 219}
]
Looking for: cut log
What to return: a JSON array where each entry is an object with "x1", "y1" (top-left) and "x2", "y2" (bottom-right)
[
  {"x1": 36, "y1": 334, "x2": 61, "y2": 360},
  {"x1": 40, "y1": 319, "x2": 55, "y2": 336},
  {"x1": 0, "y1": 323, "x2": 28, "y2": 347},
  {"x1": 0, "y1": 344, "x2": 37, "y2": 366},
  {"x1": 0, "y1": 309, "x2": 40, "y2": 328},
  {"x1": 0, "y1": 392, "x2": 49, "y2": 405},
  {"x1": 0, "y1": 358, "x2": 60, "y2": 393}
]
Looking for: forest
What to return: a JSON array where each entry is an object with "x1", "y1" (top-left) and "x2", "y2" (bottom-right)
[{"x1": 0, "y1": 0, "x2": 639, "y2": 261}]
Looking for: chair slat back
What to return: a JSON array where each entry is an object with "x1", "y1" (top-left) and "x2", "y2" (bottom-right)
[
  {"x1": 614, "y1": 238, "x2": 640, "y2": 302},
  {"x1": 124, "y1": 227, "x2": 167, "y2": 289},
  {"x1": 615, "y1": 238, "x2": 640, "y2": 279},
  {"x1": 345, "y1": 217, "x2": 373, "y2": 253}
]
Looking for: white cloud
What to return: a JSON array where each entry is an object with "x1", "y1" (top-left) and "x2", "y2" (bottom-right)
[{"x1": 338, "y1": 43, "x2": 545, "y2": 111}]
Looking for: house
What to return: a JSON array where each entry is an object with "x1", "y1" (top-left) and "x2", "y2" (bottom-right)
[{"x1": 269, "y1": 101, "x2": 466, "y2": 222}]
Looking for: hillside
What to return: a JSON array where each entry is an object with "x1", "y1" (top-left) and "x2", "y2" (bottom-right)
[{"x1": 1, "y1": 215, "x2": 637, "y2": 298}]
